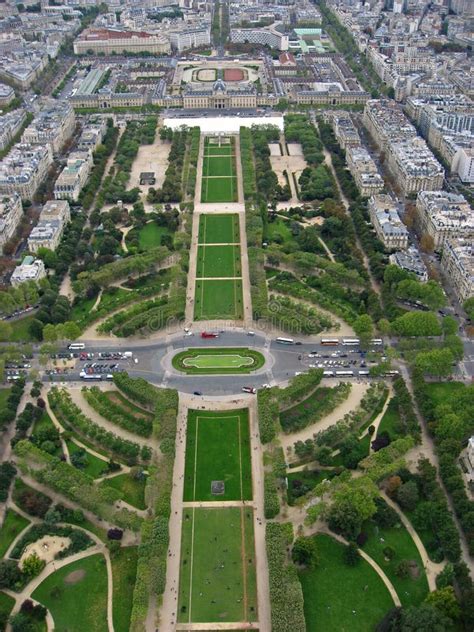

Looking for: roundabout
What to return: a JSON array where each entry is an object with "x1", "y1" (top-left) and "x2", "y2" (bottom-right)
[{"x1": 171, "y1": 347, "x2": 266, "y2": 374}]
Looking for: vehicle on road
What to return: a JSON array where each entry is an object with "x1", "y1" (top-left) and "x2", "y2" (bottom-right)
[
  {"x1": 242, "y1": 386, "x2": 256, "y2": 394},
  {"x1": 201, "y1": 332, "x2": 219, "y2": 339},
  {"x1": 276, "y1": 337, "x2": 294, "y2": 345},
  {"x1": 69, "y1": 343, "x2": 85, "y2": 350},
  {"x1": 321, "y1": 338, "x2": 339, "y2": 346},
  {"x1": 193, "y1": 391, "x2": 203, "y2": 396}
]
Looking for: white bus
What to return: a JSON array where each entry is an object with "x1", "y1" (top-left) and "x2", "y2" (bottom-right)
[
  {"x1": 383, "y1": 370, "x2": 400, "y2": 378},
  {"x1": 370, "y1": 338, "x2": 383, "y2": 346},
  {"x1": 320, "y1": 338, "x2": 339, "y2": 346},
  {"x1": 276, "y1": 337, "x2": 295, "y2": 345},
  {"x1": 68, "y1": 343, "x2": 85, "y2": 350},
  {"x1": 342, "y1": 338, "x2": 360, "y2": 346},
  {"x1": 79, "y1": 372, "x2": 101, "y2": 380},
  {"x1": 323, "y1": 370, "x2": 335, "y2": 378},
  {"x1": 336, "y1": 370, "x2": 354, "y2": 377},
  {"x1": 358, "y1": 370, "x2": 370, "y2": 376}
]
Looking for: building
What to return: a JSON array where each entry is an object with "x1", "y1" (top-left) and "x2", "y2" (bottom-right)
[
  {"x1": 0, "y1": 193, "x2": 22, "y2": 254},
  {"x1": 330, "y1": 113, "x2": 361, "y2": 149},
  {"x1": 28, "y1": 199, "x2": 71, "y2": 253},
  {"x1": 0, "y1": 82, "x2": 15, "y2": 108},
  {"x1": 441, "y1": 237, "x2": 474, "y2": 303},
  {"x1": 53, "y1": 151, "x2": 92, "y2": 201},
  {"x1": 456, "y1": 146, "x2": 474, "y2": 184},
  {"x1": 387, "y1": 138, "x2": 444, "y2": 196},
  {"x1": 0, "y1": 143, "x2": 53, "y2": 200},
  {"x1": 416, "y1": 191, "x2": 474, "y2": 250},
  {"x1": 73, "y1": 28, "x2": 171, "y2": 55},
  {"x1": 22, "y1": 101, "x2": 75, "y2": 154},
  {"x1": 0, "y1": 108, "x2": 27, "y2": 152},
  {"x1": 169, "y1": 27, "x2": 211, "y2": 52},
  {"x1": 77, "y1": 118, "x2": 107, "y2": 153},
  {"x1": 10, "y1": 256, "x2": 46, "y2": 287},
  {"x1": 230, "y1": 27, "x2": 289, "y2": 51},
  {"x1": 369, "y1": 194, "x2": 408, "y2": 250},
  {"x1": 346, "y1": 146, "x2": 384, "y2": 197},
  {"x1": 389, "y1": 246, "x2": 428, "y2": 282},
  {"x1": 466, "y1": 436, "x2": 474, "y2": 484},
  {"x1": 183, "y1": 79, "x2": 257, "y2": 110}
]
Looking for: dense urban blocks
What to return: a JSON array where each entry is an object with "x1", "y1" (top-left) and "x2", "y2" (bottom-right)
[
  {"x1": 172, "y1": 348, "x2": 265, "y2": 375},
  {"x1": 198, "y1": 213, "x2": 240, "y2": 244},
  {"x1": 184, "y1": 409, "x2": 252, "y2": 502},
  {"x1": 196, "y1": 244, "x2": 241, "y2": 278},
  {"x1": 194, "y1": 279, "x2": 243, "y2": 320},
  {"x1": 178, "y1": 507, "x2": 258, "y2": 623}
]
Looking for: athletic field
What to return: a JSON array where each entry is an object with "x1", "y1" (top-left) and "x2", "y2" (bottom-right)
[
  {"x1": 201, "y1": 137, "x2": 238, "y2": 203},
  {"x1": 184, "y1": 409, "x2": 252, "y2": 502},
  {"x1": 178, "y1": 507, "x2": 258, "y2": 623}
]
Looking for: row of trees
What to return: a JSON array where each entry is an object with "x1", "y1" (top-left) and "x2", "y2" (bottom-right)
[
  {"x1": 82, "y1": 386, "x2": 152, "y2": 438},
  {"x1": 147, "y1": 127, "x2": 192, "y2": 204}
]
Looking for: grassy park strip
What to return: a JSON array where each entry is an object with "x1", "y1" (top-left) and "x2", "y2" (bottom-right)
[
  {"x1": 194, "y1": 279, "x2": 243, "y2": 320},
  {"x1": 172, "y1": 348, "x2": 265, "y2": 374},
  {"x1": 198, "y1": 214, "x2": 240, "y2": 244},
  {"x1": 200, "y1": 137, "x2": 238, "y2": 203}
]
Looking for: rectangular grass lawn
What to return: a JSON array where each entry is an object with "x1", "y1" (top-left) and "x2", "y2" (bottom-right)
[
  {"x1": 196, "y1": 244, "x2": 241, "y2": 278},
  {"x1": 201, "y1": 176, "x2": 238, "y2": 203},
  {"x1": 178, "y1": 507, "x2": 257, "y2": 623},
  {"x1": 194, "y1": 279, "x2": 243, "y2": 320},
  {"x1": 198, "y1": 214, "x2": 240, "y2": 244},
  {"x1": 203, "y1": 155, "x2": 234, "y2": 178},
  {"x1": 184, "y1": 409, "x2": 252, "y2": 502}
]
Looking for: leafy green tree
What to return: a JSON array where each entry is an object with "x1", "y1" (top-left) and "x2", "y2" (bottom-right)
[
  {"x1": 415, "y1": 348, "x2": 454, "y2": 377},
  {"x1": 292, "y1": 536, "x2": 319, "y2": 569},
  {"x1": 353, "y1": 314, "x2": 374, "y2": 349},
  {"x1": 399, "y1": 604, "x2": 451, "y2": 631},
  {"x1": 463, "y1": 297, "x2": 474, "y2": 321},
  {"x1": 396, "y1": 480, "x2": 419, "y2": 511},
  {"x1": 21, "y1": 552, "x2": 45, "y2": 578},
  {"x1": 0, "y1": 559, "x2": 21, "y2": 589},
  {"x1": 343, "y1": 542, "x2": 360, "y2": 566},
  {"x1": 425, "y1": 586, "x2": 461, "y2": 621},
  {"x1": 0, "y1": 321, "x2": 12, "y2": 342}
]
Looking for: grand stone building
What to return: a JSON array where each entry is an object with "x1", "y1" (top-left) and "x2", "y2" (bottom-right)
[{"x1": 182, "y1": 79, "x2": 257, "y2": 110}]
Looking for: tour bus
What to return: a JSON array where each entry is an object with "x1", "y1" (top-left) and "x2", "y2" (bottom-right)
[
  {"x1": 335, "y1": 370, "x2": 354, "y2": 377},
  {"x1": 370, "y1": 338, "x2": 383, "y2": 346},
  {"x1": 323, "y1": 370, "x2": 335, "y2": 378},
  {"x1": 79, "y1": 372, "x2": 101, "y2": 380},
  {"x1": 276, "y1": 337, "x2": 295, "y2": 345},
  {"x1": 342, "y1": 338, "x2": 360, "y2": 346},
  {"x1": 358, "y1": 370, "x2": 370, "y2": 377},
  {"x1": 320, "y1": 338, "x2": 339, "y2": 346},
  {"x1": 383, "y1": 370, "x2": 400, "y2": 378},
  {"x1": 68, "y1": 343, "x2": 85, "y2": 350}
]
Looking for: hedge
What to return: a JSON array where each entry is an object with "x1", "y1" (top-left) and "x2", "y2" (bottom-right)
[
  {"x1": 266, "y1": 522, "x2": 306, "y2": 632},
  {"x1": 257, "y1": 389, "x2": 279, "y2": 444},
  {"x1": 277, "y1": 369, "x2": 324, "y2": 410},
  {"x1": 264, "y1": 473, "x2": 280, "y2": 519},
  {"x1": 82, "y1": 387, "x2": 152, "y2": 437}
]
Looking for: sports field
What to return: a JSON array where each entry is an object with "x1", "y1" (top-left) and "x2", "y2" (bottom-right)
[
  {"x1": 196, "y1": 244, "x2": 241, "y2": 278},
  {"x1": 172, "y1": 348, "x2": 266, "y2": 375},
  {"x1": 201, "y1": 137, "x2": 238, "y2": 203},
  {"x1": 194, "y1": 279, "x2": 243, "y2": 320},
  {"x1": 178, "y1": 507, "x2": 258, "y2": 623},
  {"x1": 184, "y1": 409, "x2": 252, "y2": 502},
  {"x1": 198, "y1": 214, "x2": 240, "y2": 244}
]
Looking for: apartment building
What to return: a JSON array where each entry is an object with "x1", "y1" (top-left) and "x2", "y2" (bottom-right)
[
  {"x1": 230, "y1": 27, "x2": 289, "y2": 51},
  {"x1": 77, "y1": 119, "x2": 107, "y2": 153},
  {"x1": 169, "y1": 27, "x2": 211, "y2": 52},
  {"x1": 0, "y1": 83, "x2": 15, "y2": 107},
  {"x1": 0, "y1": 193, "x2": 22, "y2": 254},
  {"x1": 368, "y1": 194, "x2": 408, "y2": 250},
  {"x1": 441, "y1": 238, "x2": 473, "y2": 303},
  {"x1": 73, "y1": 28, "x2": 171, "y2": 55},
  {"x1": 416, "y1": 190, "x2": 474, "y2": 250},
  {"x1": 456, "y1": 146, "x2": 474, "y2": 184},
  {"x1": 0, "y1": 109, "x2": 27, "y2": 152},
  {"x1": 54, "y1": 151, "x2": 92, "y2": 202},
  {"x1": 330, "y1": 113, "x2": 361, "y2": 149},
  {"x1": 389, "y1": 246, "x2": 428, "y2": 282},
  {"x1": 346, "y1": 146, "x2": 384, "y2": 197},
  {"x1": 10, "y1": 256, "x2": 46, "y2": 287},
  {"x1": 22, "y1": 101, "x2": 75, "y2": 154},
  {"x1": 0, "y1": 143, "x2": 53, "y2": 200},
  {"x1": 386, "y1": 137, "x2": 444, "y2": 196},
  {"x1": 28, "y1": 199, "x2": 71, "y2": 253},
  {"x1": 363, "y1": 100, "x2": 415, "y2": 151}
]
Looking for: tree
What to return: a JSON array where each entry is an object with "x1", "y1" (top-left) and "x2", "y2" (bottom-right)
[
  {"x1": 420, "y1": 234, "x2": 435, "y2": 253},
  {"x1": 425, "y1": 586, "x2": 461, "y2": 622},
  {"x1": 21, "y1": 552, "x2": 45, "y2": 578},
  {"x1": 396, "y1": 559, "x2": 411, "y2": 578},
  {"x1": 0, "y1": 559, "x2": 21, "y2": 589},
  {"x1": 353, "y1": 314, "x2": 374, "y2": 349},
  {"x1": 399, "y1": 604, "x2": 450, "y2": 631},
  {"x1": 9, "y1": 613, "x2": 34, "y2": 632},
  {"x1": 343, "y1": 542, "x2": 360, "y2": 566},
  {"x1": 0, "y1": 322, "x2": 12, "y2": 342},
  {"x1": 463, "y1": 297, "x2": 474, "y2": 321},
  {"x1": 415, "y1": 348, "x2": 454, "y2": 378},
  {"x1": 62, "y1": 321, "x2": 81, "y2": 341},
  {"x1": 396, "y1": 480, "x2": 419, "y2": 511},
  {"x1": 292, "y1": 536, "x2": 319, "y2": 569},
  {"x1": 36, "y1": 247, "x2": 58, "y2": 269}
]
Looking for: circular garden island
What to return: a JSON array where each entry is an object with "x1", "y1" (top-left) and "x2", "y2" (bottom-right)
[{"x1": 172, "y1": 347, "x2": 265, "y2": 374}]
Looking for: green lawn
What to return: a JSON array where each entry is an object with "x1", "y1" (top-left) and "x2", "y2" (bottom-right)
[
  {"x1": 194, "y1": 279, "x2": 243, "y2": 320},
  {"x1": 203, "y1": 155, "x2": 235, "y2": 178},
  {"x1": 0, "y1": 592, "x2": 15, "y2": 629},
  {"x1": 70, "y1": 296, "x2": 96, "y2": 322},
  {"x1": 266, "y1": 217, "x2": 296, "y2": 246},
  {"x1": 376, "y1": 398, "x2": 402, "y2": 440},
  {"x1": 66, "y1": 439, "x2": 109, "y2": 479},
  {"x1": 172, "y1": 348, "x2": 265, "y2": 375},
  {"x1": 178, "y1": 507, "x2": 257, "y2": 623},
  {"x1": 280, "y1": 386, "x2": 333, "y2": 432},
  {"x1": 32, "y1": 553, "x2": 108, "y2": 632},
  {"x1": 0, "y1": 388, "x2": 11, "y2": 409},
  {"x1": 184, "y1": 409, "x2": 252, "y2": 502},
  {"x1": 299, "y1": 534, "x2": 394, "y2": 632},
  {"x1": 126, "y1": 222, "x2": 171, "y2": 251},
  {"x1": 201, "y1": 176, "x2": 238, "y2": 203},
  {"x1": 100, "y1": 473, "x2": 147, "y2": 510},
  {"x1": 0, "y1": 509, "x2": 30, "y2": 557},
  {"x1": 198, "y1": 214, "x2": 240, "y2": 244},
  {"x1": 9, "y1": 315, "x2": 34, "y2": 342},
  {"x1": 103, "y1": 390, "x2": 153, "y2": 421},
  {"x1": 362, "y1": 514, "x2": 429, "y2": 607},
  {"x1": 196, "y1": 244, "x2": 241, "y2": 278},
  {"x1": 111, "y1": 546, "x2": 138, "y2": 632},
  {"x1": 424, "y1": 381, "x2": 466, "y2": 407}
]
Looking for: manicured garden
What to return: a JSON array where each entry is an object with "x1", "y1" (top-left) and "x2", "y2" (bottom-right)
[
  {"x1": 194, "y1": 279, "x2": 243, "y2": 320},
  {"x1": 196, "y1": 244, "x2": 241, "y2": 278},
  {"x1": 125, "y1": 221, "x2": 171, "y2": 251},
  {"x1": 172, "y1": 347, "x2": 265, "y2": 375},
  {"x1": 111, "y1": 546, "x2": 138, "y2": 632},
  {"x1": 200, "y1": 138, "x2": 238, "y2": 203},
  {"x1": 100, "y1": 473, "x2": 147, "y2": 510},
  {"x1": 198, "y1": 213, "x2": 239, "y2": 244},
  {"x1": 178, "y1": 507, "x2": 257, "y2": 623},
  {"x1": 32, "y1": 554, "x2": 109, "y2": 632},
  {"x1": 201, "y1": 176, "x2": 238, "y2": 203},
  {"x1": 298, "y1": 534, "x2": 394, "y2": 632},
  {"x1": 66, "y1": 439, "x2": 109, "y2": 479},
  {"x1": 184, "y1": 409, "x2": 252, "y2": 502}
]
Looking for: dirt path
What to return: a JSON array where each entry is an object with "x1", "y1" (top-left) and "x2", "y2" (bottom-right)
[{"x1": 280, "y1": 381, "x2": 370, "y2": 459}]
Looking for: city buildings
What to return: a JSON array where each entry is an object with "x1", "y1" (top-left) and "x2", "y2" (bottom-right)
[
  {"x1": 0, "y1": 109, "x2": 27, "y2": 152},
  {"x1": 230, "y1": 27, "x2": 289, "y2": 51},
  {"x1": 441, "y1": 238, "x2": 474, "y2": 303},
  {"x1": 368, "y1": 194, "x2": 408, "y2": 250},
  {"x1": 416, "y1": 190, "x2": 474, "y2": 250},
  {"x1": 389, "y1": 245, "x2": 428, "y2": 282},
  {"x1": 346, "y1": 146, "x2": 384, "y2": 197},
  {"x1": 53, "y1": 150, "x2": 92, "y2": 202},
  {"x1": 10, "y1": 255, "x2": 46, "y2": 287},
  {"x1": 0, "y1": 82, "x2": 15, "y2": 108},
  {"x1": 169, "y1": 27, "x2": 211, "y2": 52},
  {"x1": 28, "y1": 199, "x2": 71, "y2": 253},
  {"x1": 0, "y1": 193, "x2": 22, "y2": 254},
  {"x1": 21, "y1": 101, "x2": 75, "y2": 154},
  {"x1": 73, "y1": 28, "x2": 171, "y2": 55},
  {"x1": 0, "y1": 143, "x2": 53, "y2": 200}
]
